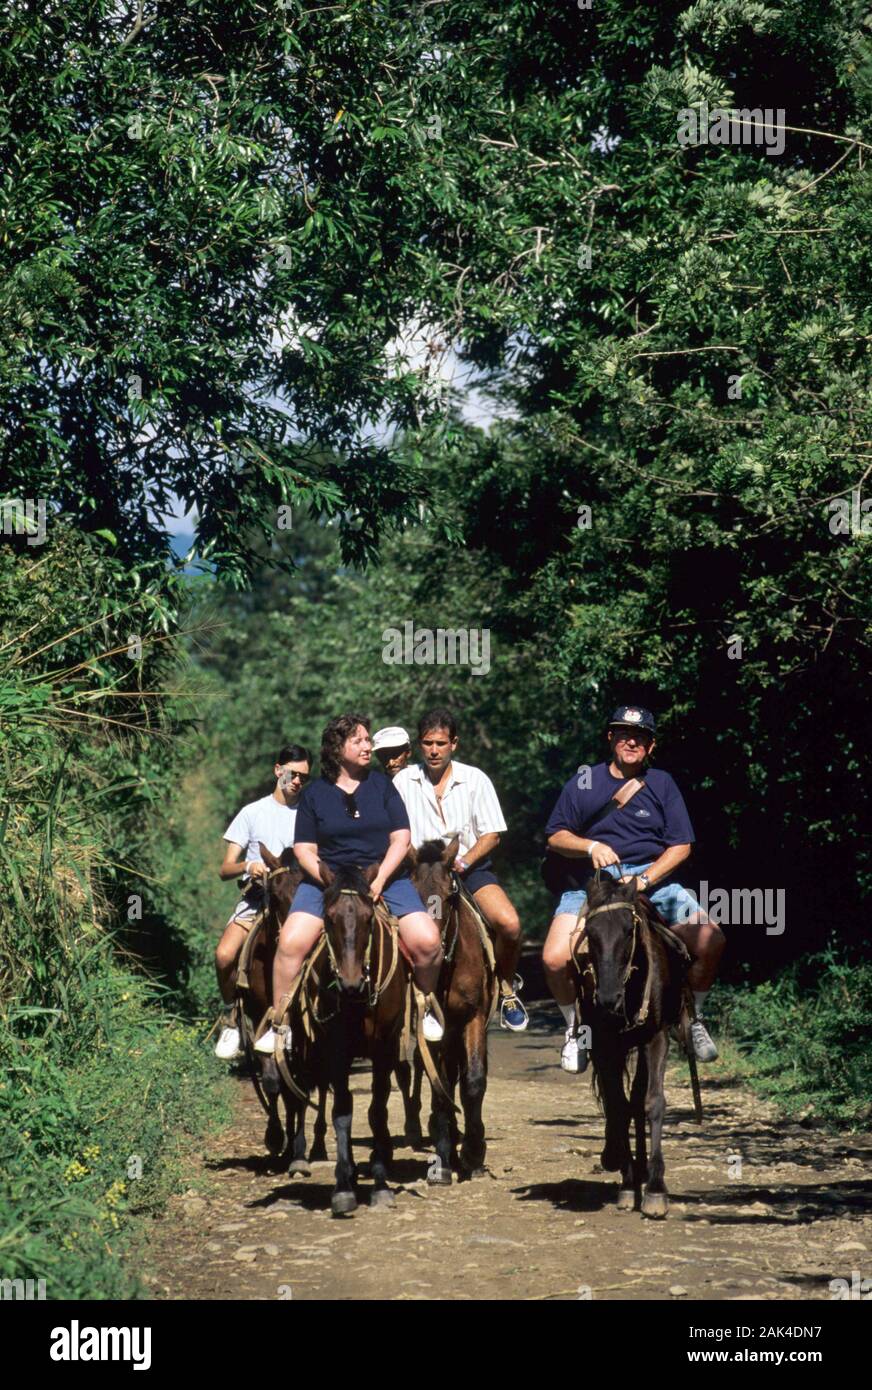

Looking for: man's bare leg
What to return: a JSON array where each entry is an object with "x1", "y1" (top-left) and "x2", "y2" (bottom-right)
[
  {"x1": 215, "y1": 918, "x2": 250, "y2": 1005},
  {"x1": 472, "y1": 883, "x2": 522, "y2": 984}
]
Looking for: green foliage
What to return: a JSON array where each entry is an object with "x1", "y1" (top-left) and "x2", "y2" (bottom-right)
[
  {"x1": 0, "y1": 530, "x2": 230, "y2": 1296},
  {"x1": 711, "y1": 945, "x2": 872, "y2": 1127}
]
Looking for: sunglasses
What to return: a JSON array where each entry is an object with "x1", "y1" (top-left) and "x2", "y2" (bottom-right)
[
  {"x1": 342, "y1": 790, "x2": 360, "y2": 819},
  {"x1": 281, "y1": 770, "x2": 310, "y2": 784}
]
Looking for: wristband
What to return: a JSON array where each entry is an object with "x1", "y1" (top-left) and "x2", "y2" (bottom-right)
[{"x1": 587, "y1": 841, "x2": 601, "y2": 856}]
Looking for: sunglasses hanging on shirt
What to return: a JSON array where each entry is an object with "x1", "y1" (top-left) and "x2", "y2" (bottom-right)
[{"x1": 343, "y1": 790, "x2": 360, "y2": 819}]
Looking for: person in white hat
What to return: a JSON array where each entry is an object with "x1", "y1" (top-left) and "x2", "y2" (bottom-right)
[{"x1": 372, "y1": 725, "x2": 412, "y2": 779}]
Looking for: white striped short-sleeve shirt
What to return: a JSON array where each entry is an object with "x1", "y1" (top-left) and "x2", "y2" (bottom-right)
[{"x1": 392, "y1": 760, "x2": 507, "y2": 857}]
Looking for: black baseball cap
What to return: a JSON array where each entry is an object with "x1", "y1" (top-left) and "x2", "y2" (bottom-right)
[{"x1": 608, "y1": 705, "x2": 656, "y2": 734}]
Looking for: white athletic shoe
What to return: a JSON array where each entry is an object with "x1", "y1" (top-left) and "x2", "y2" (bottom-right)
[
  {"x1": 254, "y1": 1025, "x2": 289, "y2": 1055},
  {"x1": 690, "y1": 1018, "x2": 718, "y2": 1062},
  {"x1": 560, "y1": 1026, "x2": 589, "y2": 1074},
  {"x1": 422, "y1": 1008, "x2": 444, "y2": 1043},
  {"x1": 214, "y1": 1025, "x2": 242, "y2": 1060}
]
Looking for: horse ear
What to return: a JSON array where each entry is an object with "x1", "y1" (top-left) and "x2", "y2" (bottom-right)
[
  {"x1": 442, "y1": 835, "x2": 460, "y2": 866},
  {"x1": 259, "y1": 843, "x2": 280, "y2": 870},
  {"x1": 406, "y1": 844, "x2": 418, "y2": 869},
  {"x1": 363, "y1": 862, "x2": 380, "y2": 885},
  {"x1": 319, "y1": 861, "x2": 334, "y2": 887}
]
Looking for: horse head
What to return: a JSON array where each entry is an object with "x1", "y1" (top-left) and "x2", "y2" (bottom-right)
[
  {"x1": 406, "y1": 835, "x2": 459, "y2": 930},
  {"x1": 320, "y1": 862, "x2": 379, "y2": 995},
  {"x1": 258, "y1": 842, "x2": 302, "y2": 926},
  {"x1": 584, "y1": 874, "x2": 643, "y2": 1020}
]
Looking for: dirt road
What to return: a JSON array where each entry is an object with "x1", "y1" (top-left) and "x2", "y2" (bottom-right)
[{"x1": 145, "y1": 1003, "x2": 872, "y2": 1301}]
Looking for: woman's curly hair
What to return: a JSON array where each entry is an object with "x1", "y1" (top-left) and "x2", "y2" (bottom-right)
[{"x1": 319, "y1": 712, "x2": 371, "y2": 784}]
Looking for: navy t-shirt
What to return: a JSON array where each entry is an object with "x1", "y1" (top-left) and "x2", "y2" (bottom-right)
[
  {"x1": 293, "y1": 770, "x2": 410, "y2": 869},
  {"x1": 545, "y1": 763, "x2": 694, "y2": 867}
]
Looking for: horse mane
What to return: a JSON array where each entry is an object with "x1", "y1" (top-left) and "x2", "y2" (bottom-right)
[
  {"x1": 322, "y1": 863, "x2": 373, "y2": 911},
  {"x1": 417, "y1": 838, "x2": 449, "y2": 865},
  {"x1": 586, "y1": 874, "x2": 635, "y2": 912}
]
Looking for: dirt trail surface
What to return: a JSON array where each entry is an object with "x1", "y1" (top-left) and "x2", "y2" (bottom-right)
[{"x1": 145, "y1": 1004, "x2": 872, "y2": 1302}]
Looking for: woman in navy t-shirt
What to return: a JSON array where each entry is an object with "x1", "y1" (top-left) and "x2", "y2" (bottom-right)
[{"x1": 256, "y1": 713, "x2": 444, "y2": 1052}]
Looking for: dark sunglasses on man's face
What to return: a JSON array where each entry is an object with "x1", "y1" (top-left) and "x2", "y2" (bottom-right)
[
  {"x1": 281, "y1": 770, "x2": 310, "y2": 784},
  {"x1": 612, "y1": 729, "x2": 651, "y2": 744}
]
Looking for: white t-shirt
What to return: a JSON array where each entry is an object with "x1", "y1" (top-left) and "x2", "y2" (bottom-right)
[
  {"x1": 223, "y1": 795, "x2": 298, "y2": 866},
  {"x1": 393, "y1": 760, "x2": 507, "y2": 858}
]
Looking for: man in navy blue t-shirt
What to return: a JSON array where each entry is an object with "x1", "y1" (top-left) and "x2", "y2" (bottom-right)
[{"x1": 542, "y1": 705, "x2": 725, "y2": 1072}]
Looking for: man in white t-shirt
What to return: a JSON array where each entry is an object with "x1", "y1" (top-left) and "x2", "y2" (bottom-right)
[
  {"x1": 393, "y1": 708, "x2": 528, "y2": 1031},
  {"x1": 214, "y1": 743, "x2": 311, "y2": 1059}
]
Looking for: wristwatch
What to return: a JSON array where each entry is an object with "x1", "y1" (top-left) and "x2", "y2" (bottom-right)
[
  {"x1": 637, "y1": 873, "x2": 650, "y2": 891},
  {"x1": 456, "y1": 858, "x2": 469, "y2": 873}
]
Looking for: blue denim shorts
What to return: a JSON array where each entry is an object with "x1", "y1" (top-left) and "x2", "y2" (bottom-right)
[
  {"x1": 290, "y1": 874, "x2": 425, "y2": 921},
  {"x1": 554, "y1": 862, "x2": 702, "y2": 927},
  {"x1": 461, "y1": 857, "x2": 499, "y2": 893}
]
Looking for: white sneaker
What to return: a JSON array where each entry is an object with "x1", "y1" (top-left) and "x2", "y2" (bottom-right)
[
  {"x1": 690, "y1": 1018, "x2": 718, "y2": 1062},
  {"x1": 254, "y1": 1025, "x2": 289, "y2": 1055},
  {"x1": 422, "y1": 1008, "x2": 444, "y2": 1043},
  {"x1": 560, "y1": 1026, "x2": 589, "y2": 1074},
  {"x1": 214, "y1": 1025, "x2": 242, "y2": 1060}
]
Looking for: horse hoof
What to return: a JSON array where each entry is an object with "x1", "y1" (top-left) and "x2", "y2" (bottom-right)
[
  {"x1": 264, "y1": 1124, "x2": 284, "y2": 1156},
  {"x1": 405, "y1": 1129, "x2": 425, "y2": 1150},
  {"x1": 600, "y1": 1146, "x2": 623, "y2": 1174},
  {"x1": 288, "y1": 1159, "x2": 311, "y2": 1178},
  {"x1": 641, "y1": 1191, "x2": 669, "y2": 1220},
  {"x1": 331, "y1": 1191, "x2": 358, "y2": 1216},
  {"x1": 308, "y1": 1142, "x2": 328, "y2": 1163},
  {"x1": 370, "y1": 1187, "x2": 395, "y2": 1209},
  {"x1": 427, "y1": 1165, "x2": 452, "y2": 1186},
  {"x1": 616, "y1": 1188, "x2": 637, "y2": 1212}
]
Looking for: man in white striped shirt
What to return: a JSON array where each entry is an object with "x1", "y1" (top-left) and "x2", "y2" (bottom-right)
[{"x1": 393, "y1": 707, "x2": 527, "y2": 1030}]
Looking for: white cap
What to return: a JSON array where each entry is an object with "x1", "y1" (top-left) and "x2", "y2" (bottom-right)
[{"x1": 372, "y1": 725, "x2": 411, "y2": 752}]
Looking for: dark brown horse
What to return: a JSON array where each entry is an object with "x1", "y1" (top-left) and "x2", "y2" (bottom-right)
[
  {"x1": 291, "y1": 863, "x2": 410, "y2": 1215},
  {"x1": 407, "y1": 836, "x2": 496, "y2": 1183},
  {"x1": 236, "y1": 844, "x2": 328, "y2": 1173},
  {"x1": 574, "y1": 873, "x2": 689, "y2": 1218}
]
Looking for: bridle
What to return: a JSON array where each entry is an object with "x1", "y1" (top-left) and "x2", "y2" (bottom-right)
[
  {"x1": 581, "y1": 900, "x2": 652, "y2": 1030},
  {"x1": 318, "y1": 888, "x2": 398, "y2": 1011}
]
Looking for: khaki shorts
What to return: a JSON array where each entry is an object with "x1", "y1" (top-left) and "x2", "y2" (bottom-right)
[{"x1": 226, "y1": 892, "x2": 264, "y2": 930}]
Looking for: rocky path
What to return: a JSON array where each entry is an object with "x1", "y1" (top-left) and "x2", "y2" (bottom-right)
[{"x1": 145, "y1": 1004, "x2": 872, "y2": 1301}]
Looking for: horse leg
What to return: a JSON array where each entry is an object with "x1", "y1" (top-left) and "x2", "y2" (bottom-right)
[
  {"x1": 264, "y1": 1091, "x2": 284, "y2": 1158},
  {"x1": 457, "y1": 1014, "x2": 488, "y2": 1178},
  {"x1": 641, "y1": 1030, "x2": 670, "y2": 1219},
  {"x1": 408, "y1": 1044, "x2": 426, "y2": 1149},
  {"x1": 286, "y1": 1092, "x2": 311, "y2": 1177},
  {"x1": 330, "y1": 1031, "x2": 357, "y2": 1216},
  {"x1": 368, "y1": 1043, "x2": 396, "y2": 1209},
  {"x1": 596, "y1": 1042, "x2": 633, "y2": 1211},
  {"x1": 428, "y1": 1046, "x2": 456, "y2": 1186},
  {"x1": 308, "y1": 1083, "x2": 328, "y2": 1162},
  {"x1": 395, "y1": 1054, "x2": 424, "y2": 1149},
  {"x1": 628, "y1": 1050, "x2": 648, "y2": 1206}
]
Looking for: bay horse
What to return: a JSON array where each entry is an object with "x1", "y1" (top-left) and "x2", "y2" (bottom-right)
[
  {"x1": 407, "y1": 836, "x2": 497, "y2": 1183},
  {"x1": 290, "y1": 862, "x2": 410, "y2": 1216},
  {"x1": 236, "y1": 844, "x2": 328, "y2": 1173},
  {"x1": 574, "y1": 873, "x2": 690, "y2": 1219}
]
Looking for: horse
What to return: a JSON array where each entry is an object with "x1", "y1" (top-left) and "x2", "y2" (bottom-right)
[
  {"x1": 290, "y1": 862, "x2": 410, "y2": 1216},
  {"x1": 236, "y1": 843, "x2": 328, "y2": 1173},
  {"x1": 573, "y1": 872, "x2": 690, "y2": 1219},
  {"x1": 407, "y1": 836, "x2": 497, "y2": 1183}
]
